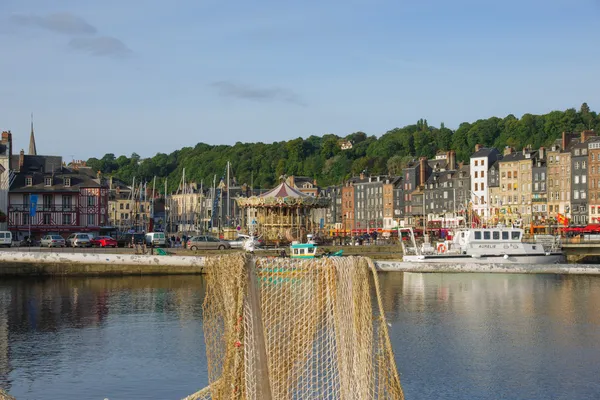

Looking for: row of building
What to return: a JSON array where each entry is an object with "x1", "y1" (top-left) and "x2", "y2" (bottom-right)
[
  {"x1": 0, "y1": 125, "x2": 597, "y2": 240},
  {"x1": 319, "y1": 130, "x2": 600, "y2": 233}
]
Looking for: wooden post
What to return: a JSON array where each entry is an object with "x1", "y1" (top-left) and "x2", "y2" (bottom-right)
[{"x1": 246, "y1": 257, "x2": 273, "y2": 400}]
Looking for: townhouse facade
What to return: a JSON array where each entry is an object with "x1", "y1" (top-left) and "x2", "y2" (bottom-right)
[
  {"x1": 470, "y1": 145, "x2": 500, "y2": 218},
  {"x1": 589, "y1": 140, "x2": 600, "y2": 223}
]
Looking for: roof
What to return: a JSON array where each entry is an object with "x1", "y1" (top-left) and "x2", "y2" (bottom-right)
[
  {"x1": 11, "y1": 154, "x2": 62, "y2": 173},
  {"x1": 471, "y1": 147, "x2": 499, "y2": 158},
  {"x1": 10, "y1": 169, "x2": 103, "y2": 192},
  {"x1": 260, "y1": 181, "x2": 308, "y2": 198}
]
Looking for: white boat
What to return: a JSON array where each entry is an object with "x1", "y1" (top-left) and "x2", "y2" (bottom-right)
[{"x1": 400, "y1": 226, "x2": 565, "y2": 264}]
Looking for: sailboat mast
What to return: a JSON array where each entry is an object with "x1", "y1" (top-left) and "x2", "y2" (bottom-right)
[
  {"x1": 164, "y1": 178, "x2": 168, "y2": 235},
  {"x1": 130, "y1": 176, "x2": 136, "y2": 232},
  {"x1": 227, "y1": 161, "x2": 230, "y2": 228},
  {"x1": 200, "y1": 180, "x2": 203, "y2": 233}
]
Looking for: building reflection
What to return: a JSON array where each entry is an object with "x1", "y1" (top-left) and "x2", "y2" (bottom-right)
[{"x1": 0, "y1": 276, "x2": 206, "y2": 392}]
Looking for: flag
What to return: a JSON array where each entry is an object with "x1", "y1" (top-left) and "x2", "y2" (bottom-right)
[{"x1": 557, "y1": 213, "x2": 568, "y2": 227}]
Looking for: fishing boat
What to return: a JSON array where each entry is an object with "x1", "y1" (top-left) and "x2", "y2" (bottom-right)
[
  {"x1": 290, "y1": 242, "x2": 318, "y2": 259},
  {"x1": 400, "y1": 226, "x2": 565, "y2": 264}
]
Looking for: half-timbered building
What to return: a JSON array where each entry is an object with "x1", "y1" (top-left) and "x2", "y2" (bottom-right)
[{"x1": 8, "y1": 151, "x2": 109, "y2": 240}]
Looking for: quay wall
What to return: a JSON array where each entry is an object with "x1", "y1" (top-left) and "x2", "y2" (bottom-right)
[
  {"x1": 0, "y1": 252, "x2": 205, "y2": 276},
  {"x1": 1, "y1": 252, "x2": 599, "y2": 276},
  {"x1": 375, "y1": 261, "x2": 600, "y2": 275}
]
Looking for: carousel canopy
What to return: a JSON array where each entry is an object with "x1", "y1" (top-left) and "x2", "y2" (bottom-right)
[{"x1": 236, "y1": 181, "x2": 330, "y2": 208}]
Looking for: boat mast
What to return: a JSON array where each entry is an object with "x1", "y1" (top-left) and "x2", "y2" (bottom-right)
[
  {"x1": 227, "y1": 161, "x2": 230, "y2": 228},
  {"x1": 164, "y1": 178, "x2": 168, "y2": 235},
  {"x1": 199, "y1": 180, "x2": 203, "y2": 233},
  {"x1": 130, "y1": 176, "x2": 136, "y2": 232}
]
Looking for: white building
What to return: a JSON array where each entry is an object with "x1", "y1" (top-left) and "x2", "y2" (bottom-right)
[
  {"x1": 470, "y1": 145, "x2": 501, "y2": 219},
  {"x1": 0, "y1": 131, "x2": 13, "y2": 231}
]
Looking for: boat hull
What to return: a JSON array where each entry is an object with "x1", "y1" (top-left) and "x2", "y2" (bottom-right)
[{"x1": 403, "y1": 253, "x2": 566, "y2": 264}]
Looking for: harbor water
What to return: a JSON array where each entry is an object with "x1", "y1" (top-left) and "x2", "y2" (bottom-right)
[{"x1": 1, "y1": 273, "x2": 599, "y2": 400}]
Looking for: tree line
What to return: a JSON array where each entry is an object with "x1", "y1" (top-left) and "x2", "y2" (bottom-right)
[{"x1": 85, "y1": 103, "x2": 600, "y2": 194}]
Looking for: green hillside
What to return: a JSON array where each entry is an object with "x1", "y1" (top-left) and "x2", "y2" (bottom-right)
[{"x1": 86, "y1": 103, "x2": 599, "y2": 192}]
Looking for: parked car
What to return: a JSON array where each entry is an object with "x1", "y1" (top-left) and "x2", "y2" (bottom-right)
[
  {"x1": 116, "y1": 233, "x2": 146, "y2": 248},
  {"x1": 228, "y1": 234, "x2": 262, "y2": 249},
  {"x1": 186, "y1": 235, "x2": 231, "y2": 250},
  {"x1": 0, "y1": 231, "x2": 12, "y2": 248},
  {"x1": 91, "y1": 236, "x2": 118, "y2": 248},
  {"x1": 145, "y1": 232, "x2": 166, "y2": 247},
  {"x1": 40, "y1": 234, "x2": 66, "y2": 248},
  {"x1": 66, "y1": 233, "x2": 92, "y2": 248}
]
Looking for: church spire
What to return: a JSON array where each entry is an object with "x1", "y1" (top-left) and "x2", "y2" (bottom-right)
[{"x1": 29, "y1": 112, "x2": 37, "y2": 156}]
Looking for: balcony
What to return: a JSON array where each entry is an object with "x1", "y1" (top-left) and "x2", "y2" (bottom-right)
[{"x1": 9, "y1": 204, "x2": 76, "y2": 212}]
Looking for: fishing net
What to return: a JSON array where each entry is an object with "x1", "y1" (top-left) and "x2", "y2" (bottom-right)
[{"x1": 184, "y1": 254, "x2": 404, "y2": 400}]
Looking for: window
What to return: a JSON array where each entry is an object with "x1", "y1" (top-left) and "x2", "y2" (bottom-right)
[
  {"x1": 575, "y1": 162, "x2": 580, "y2": 170},
  {"x1": 482, "y1": 160, "x2": 485, "y2": 166},
  {"x1": 484, "y1": 231, "x2": 491, "y2": 240},
  {"x1": 26, "y1": 177, "x2": 33, "y2": 186},
  {"x1": 87, "y1": 214, "x2": 95, "y2": 226},
  {"x1": 126, "y1": 203, "x2": 130, "y2": 210},
  {"x1": 480, "y1": 196, "x2": 484, "y2": 204},
  {"x1": 43, "y1": 194, "x2": 52, "y2": 209},
  {"x1": 62, "y1": 214, "x2": 72, "y2": 225},
  {"x1": 475, "y1": 171, "x2": 478, "y2": 178},
  {"x1": 87, "y1": 196, "x2": 96, "y2": 206},
  {"x1": 120, "y1": 203, "x2": 124, "y2": 210},
  {"x1": 44, "y1": 177, "x2": 52, "y2": 186},
  {"x1": 575, "y1": 149, "x2": 580, "y2": 156},
  {"x1": 475, "y1": 183, "x2": 478, "y2": 191},
  {"x1": 511, "y1": 231, "x2": 520, "y2": 240},
  {"x1": 474, "y1": 231, "x2": 482, "y2": 240},
  {"x1": 514, "y1": 171, "x2": 518, "y2": 178},
  {"x1": 481, "y1": 183, "x2": 485, "y2": 191},
  {"x1": 508, "y1": 171, "x2": 512, "y2": 179},
  {"x1": 493, "y1": 231, "x2": 500, "y2": 240},
  {"x1": 475, "y1": 160, "x2": 478, "y2": 166},
  {"x1": 43, "y1": 213, "x2": 51, "y2": 224},
  {"x1": 481, "y1": 171, "x2": 485, "y2": 178},
  {"x1": 502, "y1": 231, "x2": 509, "y2": 240},
  {"x1": 583, "y1": 175, "x2": 587, "y2": 184},
  {"x1": 64, "y1": 177, "x2": 71, "y2": 187},
  {"x1": 575, "y1": 176, "x2": 580, "y2": 184}
]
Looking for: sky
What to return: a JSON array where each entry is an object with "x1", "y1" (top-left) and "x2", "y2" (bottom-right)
[{"x1": 1, "y1": 0, "x2": 599, "y2": 161}]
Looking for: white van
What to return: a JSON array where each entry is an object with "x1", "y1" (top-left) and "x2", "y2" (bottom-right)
[
  {"x1": 0, "y1": 231, "x2": 12, "y2": 247},
  {"x1": 145, "y1": 232, "x2": 166, "y2": 247}
]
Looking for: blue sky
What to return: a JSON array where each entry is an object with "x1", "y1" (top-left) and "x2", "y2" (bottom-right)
[{"x1": 1, "y1": 0, "x2": 599, "y2": 160}]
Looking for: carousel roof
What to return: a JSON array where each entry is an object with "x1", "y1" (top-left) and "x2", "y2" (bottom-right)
[
  {"x1": 236, "y1": 181, "x2": 330, "y2": 208},
  {"x1": 260, "y1": 182, "x2": 308, "y2": 199}
]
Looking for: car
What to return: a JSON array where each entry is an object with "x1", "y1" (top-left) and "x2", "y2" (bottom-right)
[
  {"x1": 40, "y1": 234, "x2": 66, "y2": 248},
  {"x1": 228, "y1": 234, "x2": 262, "y2": 249},
  {"x1": 91, "y1": 236, "x2": 118, "y2": 248},
  {"x1": 66, "y1": 233, "x2": 92, "y2": 248},
  {"x1": 186, "y1": 235, "x2": 231, "y2": 250},
  {"x1": 116, "y1": 233, "x2": 146, "y2": 248}
]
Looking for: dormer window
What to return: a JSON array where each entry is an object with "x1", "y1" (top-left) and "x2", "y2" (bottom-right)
[
  {"x1": 64, "y1": 177, "x2": 71, "y2": 187},
  {"x1": 26, "y1": 176, "x2": 33, "y2": 186},
  {"x1": 45, "y1": 177, "x2": 53, "y2": 186}
]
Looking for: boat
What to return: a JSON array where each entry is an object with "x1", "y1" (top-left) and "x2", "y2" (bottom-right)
[
  {"x1": 290, "y1": 242, "x2": 318, "y2": 259},
  {"x1": 400, "y1": 226, "x2": 565, "y2": 264}
]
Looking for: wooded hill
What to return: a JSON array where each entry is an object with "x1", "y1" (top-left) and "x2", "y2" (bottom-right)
[{"x1": 86, "y1": 103, "x2": 599, "y2": 193}]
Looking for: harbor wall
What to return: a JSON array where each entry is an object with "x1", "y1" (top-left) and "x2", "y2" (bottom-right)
[
  {"x1": 1, "y1": 252, "x2": 599, "y2": 276},
  {"x1": 375, "y1": 261, "x2": 600, "y2": 275},
  {"x1": 0, "y1": 252, "x2": 205, "y2": 276}
]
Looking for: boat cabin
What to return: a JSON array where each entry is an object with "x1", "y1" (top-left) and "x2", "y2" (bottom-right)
[{"x1": 290, "y1": 242, "x2": 317, "y2": 259}]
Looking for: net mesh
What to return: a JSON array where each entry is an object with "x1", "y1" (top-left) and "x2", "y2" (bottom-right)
[{"x1": 183, "y1": 254, "x2": 404, "y2": 400}]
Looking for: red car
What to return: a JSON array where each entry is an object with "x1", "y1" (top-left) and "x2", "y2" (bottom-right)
[{"x1": 91, "y1": 236, "x2": 118, "y2": 248}]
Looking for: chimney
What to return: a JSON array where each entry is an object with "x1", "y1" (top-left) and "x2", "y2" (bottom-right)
[
  {"x1": 313, "y1": 178, "x2": 317, "y2": 186},
  {"x1": 581, "y1": 130, "x2": 596, "y2": 143},
  {"x1": 1, "y1": 131, "x2": 12, "y2": 166},
  {"x1": 109, "y1": 176, "x2": 114, "y2": 190},
  {"x1": 522, "y1": 148, "x2": 526, "y2": 156},
  {"x1": 19, "y1": 149, "x2": 24, "y2": 171},
  {"x1": 562, "y1": 131, "x2": 568, "y2": 150},
  {"x1": 539, "y1": 147, "x2": 545, "y2": 160},
  {"x1": 419, "y1": 157, "x2": 427, "y2": 187},
  {"x1": 448, "y1": 150, "x2": 456, "y2": 170},
  {"x1": 360, "y1": 171, "x2": 365, "y2": 180},
  {"x1": 504, "y1": 146, "x2": 513, "y2": 156},
  {"x1": 475, "y1": 144, "x2": 482, "y2": 152},
  {"x1": 97, "y1": 170, "x2": 102, "y2": 180}
]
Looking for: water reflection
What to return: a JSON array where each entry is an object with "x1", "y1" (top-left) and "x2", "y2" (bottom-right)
[
  {"x1": 0, "y1": 273, "x2": 599, "y2": 400},
  {"x1": 388, "y1": 273, "x2": 600, "y2": 400},
  {"x1": 0, "y1": 277, "x2": 208, "y2": 400}
]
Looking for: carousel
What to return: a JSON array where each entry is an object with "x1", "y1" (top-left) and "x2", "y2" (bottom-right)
[{"x1": 236, "y1": 179, "x2": 330, "y2": 245}]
